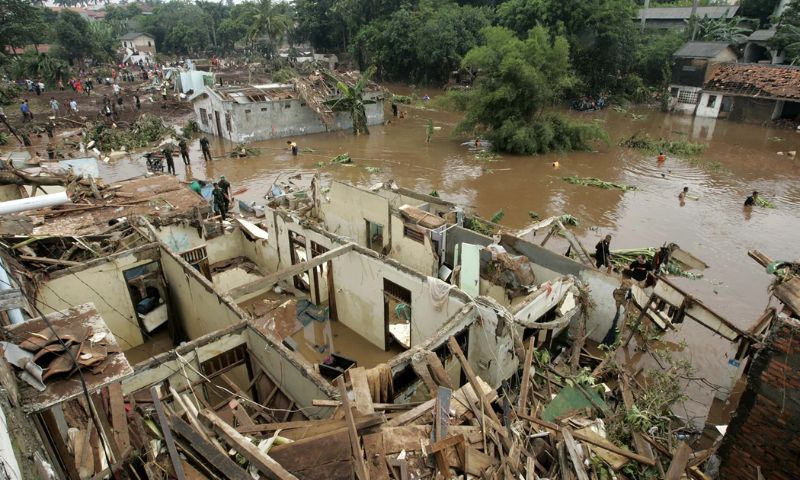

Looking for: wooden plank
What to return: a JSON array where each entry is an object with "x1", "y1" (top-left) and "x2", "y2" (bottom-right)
[
  {"x1": 362, "y1": 432, "x2": 389, "y2": 480},
  {"x1": 201, "y1": 408, "x2": 299, "y2": 480},
  {"x1": 575, "y1": 427, "x2": 628, "y2": 471},
  {"x1": 107, "y1": 383, "x2": 131, "y2": 457},
  {"x1": 237, "y1": 414, "x2": 384, "y2": 436},
  {"x1": 411, "y1": 359, "x2": 438, "y2": 395},
  {"x1": 562, "y1": 428, "x2": 590, "y2": 480},
  {"x1": 349, "y1": 367, "x2": 375, "y2": 415},
  {"x1": 464, "y1": 446, "x2": 496, "y2": 477},
  {"x1": 447, "y1": 337, "x2": 502, "y2": 426},
  {"x1": 336, "y1": 376, "x2": 370, "y2": 480},
  {"x1": 666, "y1": 441, "x2": 692, "y2": 480},
  {"x1": 424, "y1": 352, "x2": 453, "y2": 389},
  {"x1": 519, "y1": 413, "x2": 656, "y2": 466},
  {"x1": 385, "y1": 399, "x2": 435, "y2": 427},
  {"x1": 269, "y1": 429, "x2": 351, "y2": 470},
  {"x1": 229, "y1": 399, "x2": 256, "y2": 427},
  {"x1": 89, "y1": 393, "x2": 122, "y2": 464},
  {"x1": 434, "y1": 386, "x2": 451, "y2": 442},
  {"x1": 171, "y1": 415, "x2": 250, "y2": 480},
  {"x1": 150, "y1": 386, "x2": 187, "y2": 480},
  {"x1": 18, "y1": 255, "x2": 83, "y2": 266},
  {"x1": 518, "y1": 336, "x2": 535, "y2": 416},
  {"x1": 312, "y1": 399, "x2": 421, "y2": 411},
  {"x1": 228, "y1": 243, "x2": 354, "y2": 300},
  {"x1": 422, "y1": 434, "x2": 465, "y2": 456}
]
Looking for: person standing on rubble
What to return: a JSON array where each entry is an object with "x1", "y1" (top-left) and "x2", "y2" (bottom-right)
[
  {"x1": 212, "y1": 182, "x2": 229, "y2": 221},
  {"x1": 134, "y1": 94, "x2": 141, "y2": 112},
  {"x1": 162, "y1": 145, "x2": 176, "y2": 175},
  {"x1": 178, "y1": 138, "x2": 191, "y2": 166},
  {"x1": 595, "y1": 234, "x2": 612, "y2": 271},
  {"x1": 628, "y1": 255, "x2": 652, "y2": 282},
  {"x1": 218, "y1": 175, "x2": 231, "y2": 202},
  {"x1": 200, "y1": 136, "x2": 212, "y2": 162},
  {"x1": 49, "y1": 97, "x2": 60, "y2": 117}
]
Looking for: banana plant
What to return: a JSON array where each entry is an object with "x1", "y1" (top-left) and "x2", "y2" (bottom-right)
[{"x1": 323, "y1": 66, "x2": 377, "y2": 135}]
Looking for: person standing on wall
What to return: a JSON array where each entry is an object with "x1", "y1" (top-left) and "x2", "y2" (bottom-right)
[{"x1": 162, "y1": 145, "x2": 176, "y2": 175}]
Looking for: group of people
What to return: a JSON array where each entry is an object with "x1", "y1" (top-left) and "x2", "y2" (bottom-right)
[
  {"x1": 48, "y1": 97, "x2": 79, "y2": 117},
  {"x1": 160, "y1": 137, "x2": 214, "y2": 175},
  {"x1": 594, "y1": 235, "x2": 653, "y2": 283}
]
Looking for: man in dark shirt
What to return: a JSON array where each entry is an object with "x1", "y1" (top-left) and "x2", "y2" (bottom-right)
[
  {"x1": 744, "y1": 191, "x2": 758, "y2": 207},
  {"x1": 629, "y1": 255, "x2": 652, "y2": 282},
  {"x1": 218, "y1": 175, "x2": 231, "y2": 202},
  {"x1": 200, "y1": 136, "x2": 212, "y2": 162},
  {"x1": 178, "y1": 138, "x2": 190, "y2": 165},
  {"x1": 595, "y1": 235, "x2": 612, "y2": 270},
  {"x1": 162, "y1": 146, "x2": 176, "y2": 175},
  {"x1": 212, "y1": 182, "x2": 228, "y2": 221}
]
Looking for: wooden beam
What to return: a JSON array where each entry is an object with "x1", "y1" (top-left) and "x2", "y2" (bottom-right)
[
  {"x1": 335, "y1": 376, "x2": 370, "y2": 480},
  {"x1": 517, "y1": 336, "x2": 535, "y2": 416},
  {"x1": 311, "y1": 399, "x2": 422, "y2": 411},
  {"x1": 200, "y1": 408, "x2": 299, "y2": 480},
  {"x1": 447, "y1": 337, "x2": 501, "y2": 426},
  {"x1": 562, "y1": 428, "x2": 590, "y2": 480},
  {"x1": 518, "y1": 414, "x2": 656, "y2": 466},
  {"x1": 171, "y1": 415, "x2": 250, "y2": 480},
  {"x1": 228, "y1": 243, "x2": 354, "y2": 300},
  {"x1": 18, "y1": 255, "x2": 83, "y2": 266},
  {"x1": 422, "y1": 434, "x2": 465, "y2": 456},
  {"x1": 150, "y1": 386, "x2": 187, "y2": 480},
  {"x1": 107, "y1": 384, "x2": 131, "y2": 457},
  {"x1": 348, "y1": 367, "x2": 375, "y2": 415},
  {"x1": 385, "y1": 398, "x2": 435, "y2": 427},
  {"x1": 666, "y1": 441, "x2": 692, "y2": 480},
  {"x1": 236, "y1": 414, "x2": 385, "y2": 436}
]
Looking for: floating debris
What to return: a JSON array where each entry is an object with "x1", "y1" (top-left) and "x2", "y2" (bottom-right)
[
  {"x1": 563, "y1": 175, "x2": 638, "y2": 192},
  {"x1": 756, "y1": 196, "x2": 776, "y2": 208},
  {"x1": 87, "y1": 115, "x2": 172, "y2": 152},
  {"x1": 364, "y1": 166, "x2": 382, "y2": 173},
  {"x1": 489, "y1": 209, "x2": 504, "y2": 224},
  {"x1": 621, "y1": 132, "x2": 706, "y2": 156},
  {"x1": 331, "y1": 153, "x2": 353, "y2": 164}
]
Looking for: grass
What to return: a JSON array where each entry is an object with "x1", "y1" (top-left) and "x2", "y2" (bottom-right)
[{"x1": 621, "y1": 132, "x2": 706, "y2": 156}]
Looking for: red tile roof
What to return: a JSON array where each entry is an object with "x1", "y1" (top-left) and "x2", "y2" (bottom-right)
[{"x1": 705, "y1": 63, "x2": 800, "y2": 101}]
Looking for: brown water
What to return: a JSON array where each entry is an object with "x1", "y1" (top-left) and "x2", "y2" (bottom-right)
[{"x1": 94, "y1": 98, "x2": 800, "y2": 330}]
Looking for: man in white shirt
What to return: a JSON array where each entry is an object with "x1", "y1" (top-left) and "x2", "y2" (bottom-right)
[{"x1": 69, "y1": 99, "x2": 78, "y2": 113}]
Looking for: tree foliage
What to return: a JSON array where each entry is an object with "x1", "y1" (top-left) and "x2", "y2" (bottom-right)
[
  {"x1": 139, "y1": 1, "x2": 213, "y2": 55},
  {"x1": 54, "y1": 10, "x2": 96, "y2": 64},
  {"x1": 739, "y1": 0, "x2": 781, "y2": 26},
  {"x1": 0, "y1": 0, "x2": 49, "y2": 53},
  {"x1": 771, "y1": 1, "x2": 800, "y2": 64},
  {"x1": 456, "y1": 26, "x2": 607, "y2": 154},
  {"x1": 695, "y1": 14, "x2": 754, "y2": 44},
  {"x1": 325, "y1": 66, "x2": 376, "y2": 135},
  {"x1": 10, "y1": 49, "x2": 71, "y2": 85}
]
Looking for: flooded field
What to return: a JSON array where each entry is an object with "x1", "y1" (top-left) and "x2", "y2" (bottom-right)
[{"x1": 96, "y1": 100, "x2": 800, "y2": 329}]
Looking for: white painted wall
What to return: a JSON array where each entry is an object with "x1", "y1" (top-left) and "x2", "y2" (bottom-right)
[
  {"x1": 36, "y1": 252, "x2": 155, "y2": 350},
  {"x1": 320, "y1": 182, "x2": 390, "y2": 249},
  {"x1": 193, "y1": 88, "x2": 384, "y2": 142},
  {"x1": 330, "y1": 250, "x2": 466, "y2": 350},
  {"x1": 389, "y1": 214, "x2": 438, "y2": 276},
  {"x1": 696, "y1": 92, "x2": 723, "y2": 118}
]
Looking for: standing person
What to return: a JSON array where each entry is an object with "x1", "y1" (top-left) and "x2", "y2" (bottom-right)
[
  {"x1": 657, "y1": 151, "x2": 666, "y2": 163},
  {"x1": 20, "y1": 100, "x2": 31, "y2": 122},
  {"x1": 34, "y1": 81, "x2": 41, "y2": 96},
  {"x1": 595, "y1": 235, "x2": 612, "y2": 271},
  {"x1": 85, "y1": 79, "x2": 92, "y2": 95},
  {"x1": 426, "y1": 119, "x2": 434, "y2": 143},
  {"x1": 218, "y1": 175, "x2": 231, "y2": 202},
  {"x1": 69, "y1": 98, "x2": 78, "y2": 113},
  {"x1": 113, "y1": 83, "x2": 121, "y2": 96},
  {"x1": 628, "y1": 255, "x2": 653, "y2": 282},
  {"x1": 58, "y1": 79, "x2": 64, "y2": 91},
  {"x1": 178, "y1": 138, "x2": 190, "y2": 165},
  {"x1": 286, "y1": 140, "x2": 298, "y2": 156},
  {"x1": 744, "y1": 191, "x2": 759, "y2": 207},
  {"x1": 49, "y1": 97, "x2": 60, "y2": 117},
  {"x1": 200, "y1": 136, "x2": 212, "y2": 162},
  {"x1": 45, "y1": 119, "x2": 55, "y2": 140},
  {"x1": 391, "y1": 100, "x2": 398, "y2": 117},
  {"x1": 212, "y1": 182, "x2": 229, "y2": 221},
  {"x1": 134, "y1": 94, "x2": 141, "y2": 111},
  {"x1": 162, "y1": 145, "x2": 176, "y2": 175},
  {"x1": 678, "y1": 186, "x2": 689, "y2": 206}
]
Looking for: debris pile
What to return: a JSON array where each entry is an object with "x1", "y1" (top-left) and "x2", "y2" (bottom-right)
[
  {"x1": 86, "y1": 114, "x2": 173, "y2": 152},
  {"x1": 620, "y1": 132, "x2": 706, "y2": 156},
  {"x1": 562, "y1": 175, "x2": 638, "y2": 192}
]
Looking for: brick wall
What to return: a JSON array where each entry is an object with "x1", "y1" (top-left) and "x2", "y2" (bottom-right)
[{"x1": 718, "y1": 315, "x2": 800, "y2": 479}]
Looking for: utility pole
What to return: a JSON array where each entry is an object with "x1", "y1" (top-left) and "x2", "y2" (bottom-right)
[{"x1": 690, "y1": 0, "x2": 700, "y2": 41}]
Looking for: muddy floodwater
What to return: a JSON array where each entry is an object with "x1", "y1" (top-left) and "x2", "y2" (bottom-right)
[{"x1": 98, "y1": 97, "x2": 800, "y2": 330}]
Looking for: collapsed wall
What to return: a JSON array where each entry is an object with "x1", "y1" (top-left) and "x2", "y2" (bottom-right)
[{"x1": 717, "y1": 314, "x2": 800, "y2": 479}]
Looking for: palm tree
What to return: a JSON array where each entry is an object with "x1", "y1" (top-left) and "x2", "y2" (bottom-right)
[
  {"x1": 324, "y1": 66, "x2": 377, "y2": 136},
  {"x1": 774, "y1": 24, "x2": 800, "y2": 65},
  {"x1": 246, "y1": 0, "x2": 291, "y2": 53},
  {"x1": 695, "y1": 15, "x2": 754, "y2": 45}
]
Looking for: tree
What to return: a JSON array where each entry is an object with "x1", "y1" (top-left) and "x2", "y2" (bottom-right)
[
  {"x1": 245, "y1": 0, "x2": 292, "y2": 53},
  {"x1": 739, "y1": 0, "x2": 781, "y2": 26},
  {"x1": 456, "y1": 26, "x2": 606, "y2": 154},
  {"x1": 496, "y1": 0, "x2": 546, "y2": 37},
  {"x1": 696, "y1": 14, "x2": 753, "y2": 44},
  {"x1": 54, "y1": 10, "x2": 95, "y2": 64},
  {"x1": 325, "y1": 66, "x2": 377, "y2": 135},
  {"x1": 771, "y1": 1, "x2": 800, "y2": 63},
  {"x1": 10, "y1": 48, "x2": 70, "y2": 85},
  {"x1": 138, "y1": 1, "x2": 213, "y2": 55},
  {"x1": 0, "y1": 0, "x2": 49, "y2": 53},
  {"x1": 197, "y1": 0, "x2": 228, "y2": 49}
]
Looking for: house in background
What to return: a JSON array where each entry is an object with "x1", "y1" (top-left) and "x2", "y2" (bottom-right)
[
  {"x1": 120, "y1": 32, "x2": 156, "y2": 55},
  {"x1": 637, "y1": 6, "x2": 739, "y2": 29},
  {"x1": 696, "y1": 63, "x2": 800, "y2": 123},
  {"x1": 743, "y1": 29, "x2": 784, "y2": 64},
  {"x1": 669, "y1": 41, "x2": 737, "y2": 114}
]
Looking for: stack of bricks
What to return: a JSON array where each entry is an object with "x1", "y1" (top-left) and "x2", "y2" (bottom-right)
[{"x1": 718, "y1": 315, "x2": 800, "y2": 479}]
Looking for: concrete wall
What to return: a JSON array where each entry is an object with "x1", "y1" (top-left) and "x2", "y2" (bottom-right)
[
  {"x1": 35, "y1": 247, "x2": 160, "y2": 350},
  {"x1": 729, "y1": 97, "x2": 780, "y2": 123},
  {"x1": 320, "y1": 182, "x2": 390, "y2": 250},
  {"x1": 696, "y1": 92, "x2": 724, "y2": 118},
  {"x1": 193, "y1": 89, "x2": 384, "y2": 142},
  {"x1": 330, "y1": 249, "x2": 466, "y2": 350},
  {"x1": 389, "y1": 214, "x2": 438, "y2": 276},
  {"x1": 443, "y1": 225, "x2": 493, "y2": 266},
  {"x1": 718, "y1": 315, "x2": 800, "y2": 479},
  {"x1": 159, "y1": 245, "x2": 244, "y2": 340}
]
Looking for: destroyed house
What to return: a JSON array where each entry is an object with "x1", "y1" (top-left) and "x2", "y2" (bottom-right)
[
  {"x1": 697, "y1": 63, "x2": 800, "y2": 123},
  {"x1": 670, "y1": 41, "x2": 737, "y2": 114},
  {"x1": 192, "y1": 72, "x2": 385, "y2": 143}
]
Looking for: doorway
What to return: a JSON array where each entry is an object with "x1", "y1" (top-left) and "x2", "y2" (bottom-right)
[
  {"x1": 383, "y1": 279, "x2": 412, "y2": 350},
  {"x1": 366, "y1": 220, "x2": 384, "y2": 252},
  {"x1": 214, "y1": 110, "x2": 222, "y2": 137},
  {"x1": 289, "y1": 231, "x2": 310, "y2": 292}
]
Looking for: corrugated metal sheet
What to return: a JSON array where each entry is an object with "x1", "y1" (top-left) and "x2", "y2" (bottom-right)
[
  {"x1": 638, "y1": 6, "x2": 738, "y2": 20},
  {"x1": 674, "y1": 41, "x2": 733, "y2": 58}
]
